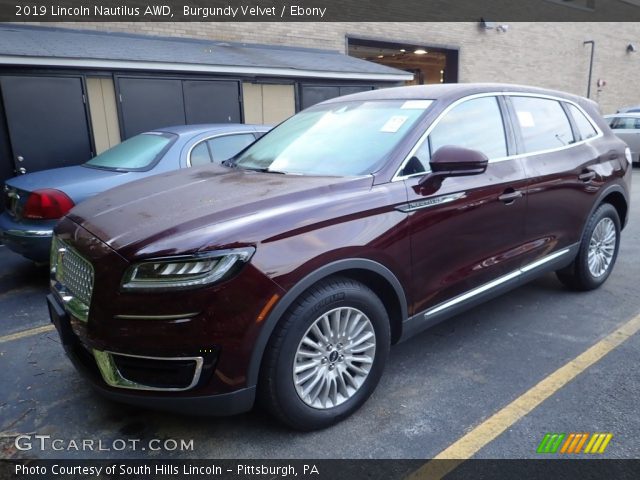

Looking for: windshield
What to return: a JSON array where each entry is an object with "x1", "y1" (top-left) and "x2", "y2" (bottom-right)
[
  {"x1": 85, "y1": 132, "x2": 176, "y2": 171},
  {"x1": 234, "y1": 99, "x2": 433, "y2": 176}
]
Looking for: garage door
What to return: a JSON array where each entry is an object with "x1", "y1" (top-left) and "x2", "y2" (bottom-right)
[
  {"x1": 117, "y1": 77, "x2": 242, "y2": 139},
  {"x1": 0, "y1": 75, "x2": 93, "y2": 175},
  {"x1": 300, "y1": 85, "x2": 374, "y2": 110},
  {"x1": 183, "y1": 80, "x2": 241, "y2": 124}
]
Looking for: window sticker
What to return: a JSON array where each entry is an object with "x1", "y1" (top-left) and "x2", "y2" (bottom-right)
[
  {"x1": 381, "y1": 115, "x2": 409, "y2": 133},
  {"x1": 401, "y1": 100, "x2": 434, "y2": 110},
  {"x1": 517, "y1": 111, "x2": 536, "y2": 128}
]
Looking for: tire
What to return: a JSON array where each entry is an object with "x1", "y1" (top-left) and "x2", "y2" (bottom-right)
[
  {"x1": 556, "y1": 203, "x2": 621, "y2": 291},
  {"x1": 259, "y1": 276, "x2": 390, "y2": 430}
]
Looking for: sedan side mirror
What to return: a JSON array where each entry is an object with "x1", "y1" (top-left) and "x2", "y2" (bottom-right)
[{"x1": 418, "y1": 146, "x2": 488, "y2": 187}]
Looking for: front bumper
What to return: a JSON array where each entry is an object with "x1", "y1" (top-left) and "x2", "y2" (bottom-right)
[
  {"x1": 48, "y1": 293, "x2": 256, "y2": 415},
  {"x1": 0, "y1": 212, "x2": 54, "y2": 262}
]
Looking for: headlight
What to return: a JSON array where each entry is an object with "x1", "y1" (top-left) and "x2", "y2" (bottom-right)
[
  {"x1": 121, "y1": 247, "x2": 255, "y2": 291},
  {"x1": 625, "y1": 147, "x2": 633, "y2": 165}
]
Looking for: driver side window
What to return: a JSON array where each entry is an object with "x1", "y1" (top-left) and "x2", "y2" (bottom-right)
[
  {"x1": 429, "y1": 96, "x2": 507, "y2": 160},
  {"x1": 400, "y1": 96, "x2": 507, "y2": 177}
]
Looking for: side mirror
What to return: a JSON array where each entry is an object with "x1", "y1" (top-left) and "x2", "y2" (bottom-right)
[{"x1": 418, "y1": 146, "x2": 488, "y2": 187}]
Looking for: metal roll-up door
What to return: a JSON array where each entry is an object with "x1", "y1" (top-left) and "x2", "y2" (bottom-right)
[
  {"x1": 183, "y1": 80, "x2": 241, "y2": 124},
  {"x1": 117, "y1": 77, "x2": 185, "y2": 139}
]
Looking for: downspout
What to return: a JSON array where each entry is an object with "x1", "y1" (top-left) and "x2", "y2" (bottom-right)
[{"x1": 583, "y1": 40, "x2": 595, "y2": 99}]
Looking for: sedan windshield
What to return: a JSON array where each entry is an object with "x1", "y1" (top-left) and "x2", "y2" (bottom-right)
[
  {"x1": 234, "y1": 99, "x2": 433, "y2": 176},
  {"x1": 84, "y1": 132, "x2": 176, "y2": 171}
]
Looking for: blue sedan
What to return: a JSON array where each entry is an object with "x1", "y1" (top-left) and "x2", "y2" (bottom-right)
[{"x1": 1, "y1": 124, "x2": 270, "y2": 262}]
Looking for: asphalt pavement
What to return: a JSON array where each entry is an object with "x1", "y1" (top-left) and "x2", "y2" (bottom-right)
[{"x1": 0, "y1": 171, "x2": 639, "y2": 462}]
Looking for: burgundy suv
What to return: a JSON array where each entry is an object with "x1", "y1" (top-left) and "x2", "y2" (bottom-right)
[{"x1": 48, "y1": 84, "x2": 631, "y2": 430}]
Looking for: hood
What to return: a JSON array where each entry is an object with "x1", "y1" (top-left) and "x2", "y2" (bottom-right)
[
  {"x1": 5, "y1": 165, "x2": 132, "y2": 203},
  {"x1": 67, "y1": 164, "x2": 373, "y2": 259}
]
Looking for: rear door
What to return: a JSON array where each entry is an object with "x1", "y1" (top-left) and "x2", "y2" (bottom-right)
[
  {"x1": 0, "y1": 75, "x2": 93, "y2": 175},
  {"x1": 510, "y1": 95, "x2": 608, "y2": 266},
  {"x1": 403, "y1": 95, "x2": 529, "y2": 315}
]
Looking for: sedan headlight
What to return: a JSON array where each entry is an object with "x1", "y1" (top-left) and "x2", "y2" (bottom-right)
[
  {"x1": 625, "y1": 147, "x2": 633, "y2": 165},
  {"x1": 121, "y1": 247, "x2": 255, "y2": 291}
]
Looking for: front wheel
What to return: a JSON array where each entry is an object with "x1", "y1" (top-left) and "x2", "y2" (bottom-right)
[
  {"x1": 259, "y1": 277, "x2": 390, "y2": 430},
  {"x1": 556, "y1": 203, "x2": 621, "y2": 291}
]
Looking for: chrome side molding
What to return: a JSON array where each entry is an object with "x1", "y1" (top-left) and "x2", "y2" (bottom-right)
[{"x1": 425, "y1": 248, "x2": 571, "y2": 318}]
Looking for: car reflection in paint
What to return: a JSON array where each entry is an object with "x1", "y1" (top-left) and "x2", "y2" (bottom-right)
[
  {"x1": 48, "y1": 84, "x2": 630, "y2": 430},
  {"x1": 1, "y1": 124, "x2": 270, "y2": 262}
]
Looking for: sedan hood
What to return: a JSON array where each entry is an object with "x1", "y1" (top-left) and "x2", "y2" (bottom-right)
[
  {"x1": 5, "y1": 165, "x2": 129, "y2": 203},
  {"x1": 67, "y1": 164, "x2": 373, "y2": 259}
]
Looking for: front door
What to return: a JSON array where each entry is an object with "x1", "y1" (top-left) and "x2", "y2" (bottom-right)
[
  {"x1": 403, "y1": 95, "x2": 529, "y2": 317},
  {"x1": 0, "y1": 75, "x2": 93, "y2": 175}
]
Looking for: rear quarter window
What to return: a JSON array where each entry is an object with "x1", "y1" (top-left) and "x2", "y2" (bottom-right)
[{"x1": 567, "y1": 104, "x2": 598, "y2": 141}]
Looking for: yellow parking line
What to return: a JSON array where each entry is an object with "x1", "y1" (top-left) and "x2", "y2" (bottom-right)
[
  {"x1": 0, "y1": 324, "x2": 55, "y2": 344},
  {"x1": 407, "y1": 312, "x2": 640, "y2": 480}
]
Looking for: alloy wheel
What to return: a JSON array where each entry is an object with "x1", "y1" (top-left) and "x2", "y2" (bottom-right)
[
  {"x1": 587, "y1": 217, "x2": 617, "y2": 278},
  {"x1": 293, "y1": 307, "x2": 376, "y2": 409}
]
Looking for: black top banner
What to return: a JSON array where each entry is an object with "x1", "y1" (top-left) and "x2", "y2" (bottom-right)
[{"x1": 2, "y1": 0, "x2": 640, "y2": 22}]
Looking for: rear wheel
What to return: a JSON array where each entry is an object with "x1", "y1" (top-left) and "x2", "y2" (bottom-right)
[
  {"x1": 259, "y1": 277, "x2": 390, "y2": 430},
  {"x1": 556, "y1": 203, "x2": 620, "y2": 291}
]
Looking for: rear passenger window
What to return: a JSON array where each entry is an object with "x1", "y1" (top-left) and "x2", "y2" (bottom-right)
[
  {"x1": 567, "y1": 104, "x2": 598, "y2": 140},
  {"x1": 609, "y1": 116, "x2": 639, "y2": 130},
  {"x1": 511, "y1": 97, "x2": 574, "y2": 153},
  {"x1": 208, "y1": 134, "x2": 256, "y2": 163},
  {"x1": 429, "y1": 96, "x2": 507, "y2": 159}
]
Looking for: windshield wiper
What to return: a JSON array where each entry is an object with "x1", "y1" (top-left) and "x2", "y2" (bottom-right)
[
  {"x1": 221, "y1": 159, "x2": 237, "y2": 168},
  {"x1": 239, "y1": 166, "x2": 287, "y2": 174}
]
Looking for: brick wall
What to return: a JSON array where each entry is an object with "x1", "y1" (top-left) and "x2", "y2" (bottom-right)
[{"x1": 27, "y1": 22, "x2": 640, "y2": 112}]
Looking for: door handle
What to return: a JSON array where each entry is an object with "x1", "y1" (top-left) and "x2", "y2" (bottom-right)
[
  {"x1": 498, "y1": 189, "x2": 523, "y2": 204},
  {"x1": 578, "y1": 171, "x2": 596, "y2": 182}
]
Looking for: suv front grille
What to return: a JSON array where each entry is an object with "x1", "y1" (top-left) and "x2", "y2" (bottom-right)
[{"x1": 51, "y1": 236, "x2": 94, "y2": 321}]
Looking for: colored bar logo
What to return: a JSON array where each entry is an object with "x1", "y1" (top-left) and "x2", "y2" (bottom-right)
[{"x1": 537, "y1": 433, "x2": 613, "y2": 454}]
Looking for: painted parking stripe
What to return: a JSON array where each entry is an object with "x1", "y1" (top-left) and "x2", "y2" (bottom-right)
[
  {"x1": 0, "y1": 324, "x2": 55, "y2": 344},
  {"x1": 407, "y1": 311, "x2": 640, "y2": 480}
]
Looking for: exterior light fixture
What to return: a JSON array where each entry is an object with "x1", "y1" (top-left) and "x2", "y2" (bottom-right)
[
  {"x1": 414, "y1": 49, "x2": 427, "y2": 55},
  {"x1": 400, "y1": 49, "x2": 406, "y2": 52},
  {"x1": 480, "y1": 18, "x2": 495, "y2": 30}
]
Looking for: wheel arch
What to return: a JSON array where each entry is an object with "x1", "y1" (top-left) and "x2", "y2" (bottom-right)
[
  {"x1": 247, "y1": 258, "x2": 408, "y2": 387},
  {"x1": 600, "y1": 190, "x2": 628, "y2": 230}
]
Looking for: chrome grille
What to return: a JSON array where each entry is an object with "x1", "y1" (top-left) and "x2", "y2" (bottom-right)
[
  {"x1": 51, "y1": 237, "x2": 94, "y2": 321},
  {"x1": 59, "y1": 246, "x2": 94, "y2": 305}
]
